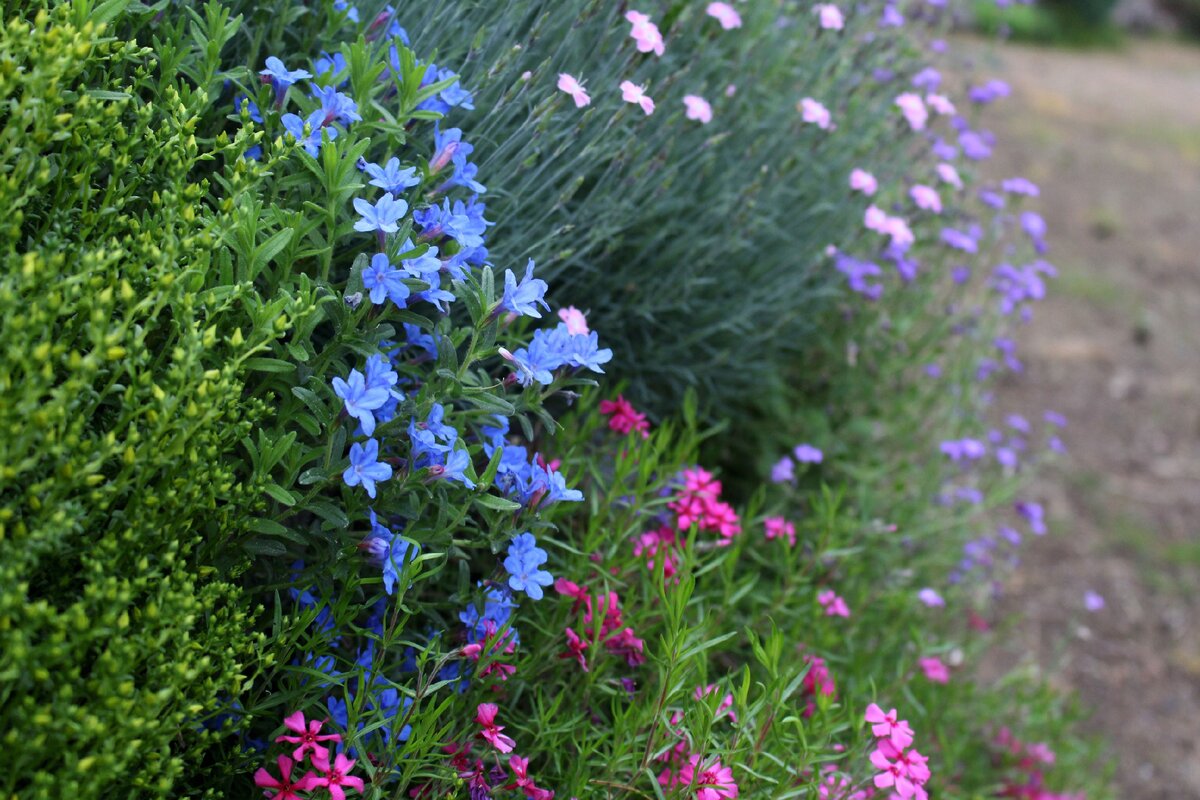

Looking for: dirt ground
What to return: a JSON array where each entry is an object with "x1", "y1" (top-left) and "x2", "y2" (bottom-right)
[{"x1": 966, "y1": 37, "x2": 1200, "y2": 799}]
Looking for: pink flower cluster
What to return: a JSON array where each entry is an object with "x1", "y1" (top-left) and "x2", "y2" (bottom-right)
[
  {"x1": 763, "y1": 515, "x2": 796, "y2": 546},
  {"x1": 802, "y1": 654, "x2": 837, "y2": 717},
  {"x1": 818, "y1": 589, "x2": 851, "y2": 618},
  {"x1": 255, "y1": 711, "x2": 362, "y2": 800},
  {"x1": 993, "y1": 728, "x2": 1084, "y2": 800},
  {"x1": 599, "y1": 394, "x2": 651, "y2": 438},
  {"x1": 659, "y1": 754, "x2": 740, "y2": 800},
  {"x1": 555, "y1": 577, "x2": 646, "y2": 669},
  {"x1": 669, "y1": 467, "x2": 742, "y2": 543},
  {"x1": 865, "y1": 703, "x2": 931, "y2": 800},
  {"x1": 447, "y1": 733, "x2": 556, "y2": 800}
]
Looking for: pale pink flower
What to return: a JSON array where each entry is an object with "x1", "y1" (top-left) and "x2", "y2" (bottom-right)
[
  {"x1": 620, "y1": 80, "x2": 655, "y2": 115},
  {"x1": 725, "y1": 84, "x2": 737, "y2": 97},
  {"x1": 557, "y1": 305, "x2": 589, "y2": 334},
  {"x1": 706, "y1": 2, "x2": 743, "y2": 29},
  {"x1": 865, "y1": 703, "x2": 915, "y2": 749},
  {"x1": 557, "y1": 73, "x2": 591, "y2": 108},
  {"x1": 818, "y1": 589, "x2": 851, "y2": 618},
  {"x1": 894, "y1": 93, "x2": 928, "y2": 131},
  {"x1": 918, "y1": 656, "x2": 950, "y2": 683},
  {"x1": 924, "y1": 92, "x2": 956, "y2": 116},
  {"x1": 909, "y1": 184, "x2": 942, "y2": 213},
  {"x1": 625, "y1": 10, "x2": 665, "y2": 56},
  {"x1": 849, "y1": 168, "x2": 877, "y2": 195},
  {"x1": 683, "y1": 94, "x2": 713, "y2": 123},
  {"x1": 882, "y1": 215, "x2": 914, "y2": 248},
  {"x1": 936, "y1": 163, "x2": 962, "y2": 189},
  {"x1": 864, "y1": 205, "x2": 888, "y2": 232},
  {"x1": 815, "y1": 3, "x2": 845, "y2": 30},
  {"x1": 799, "y1": 97, "x2": 832, "y2": 130}
]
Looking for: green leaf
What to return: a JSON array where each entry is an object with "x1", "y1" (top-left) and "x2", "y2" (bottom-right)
[{"x1": 473, "y1": 494, "x2": 522, "y2": 513}]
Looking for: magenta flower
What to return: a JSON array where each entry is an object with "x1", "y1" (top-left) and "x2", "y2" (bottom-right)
[
  {"x1": 910, "y1": 184, "x2": 942, "y2": 213},
  {"x1": 706, "y1": 2, "x2": 743, "y2": 29},
  {"x1": 620, "y1": 80, "x2": 655, "y2": 115},
  {"x1": 254, "y1": 755, "x2": 320, "y2": 800},
  {"x1": 599, "y1": 395, "x2": 651, "y2": 438},
  {"x1": 894, "y1": 93, "x2": 928, "y2": 131},
  {"x1": 817, "y1": 589, "x2": 851, "y2": 618},
  {"x1": 763, "y1": 516, "x2": 796, "y2": 546},
  {"x1": 557, "y1": 305, "x2": 589, "y2": 334},
  {"x1": 798, "y1": 97, "x2": 832, "y2": 130},
  {"x1": 849, "y1": 168, "x2": 878, "y2": 195},
  {"x1": 815, "y1": 3, "x2": 845, "y2": 30},
  {"x1": 560, "y1": 626, "x2": 590, "y2": 671},
  {"x1": 870, "y1": 746, "x2": 916, "y2": 798},
  {"x1": 683, "y1": 94, "x2": 713, "y2": 123},
  {"x1": 677, "y1": 754, "x2": 739, "y2": 800},
  {"x1": 865, "y1": 703, "x2": 915, "y2": 749},
  {"x1": 275, "y1": 710, "x2": 341, "y2": 764},
  {"x1": 557, "y1": 73, "x2": 591, "y2": 107},
  {"x1": 625, "y1": 10, "x2": 665, "y2": 56},
  {"x1": 312, "y1": 753, "x2": 365, "y2": 800},
  {"x1": 1084, "y1": 590, "x2": 1105, "y2": 611},
  {"x1": 918, "y1": 656, "x2": 950, "y2": 683},
  {"x1": 476, "y1": 702, "x2": 516, "y2": 753}
]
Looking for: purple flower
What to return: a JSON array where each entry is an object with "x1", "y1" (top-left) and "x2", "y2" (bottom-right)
[
  {"x1": 1002, "y1": 177, "x2": 1039, "y2": 196},
  {"x1": 1021, "y1": 211, "x2": 1048, "y2": 253},
  {"x1": 959, "y1": 130, "x2": 993, "y2": 161},
  {"x1": 793, "y1": 444, "x2": 824, "y2": 463},
  {"x1": 911, "y1": 67, "x2": 941, "y2": 91},
  {"x1": 968, "y1": 79, "x2": 1011, "y2": 104},
  {"x1": 1015, "y1": 500, "x2": 1046, "y2": 535},
  {"x1": 1044, "y1": 410, "x2": 1068, "y2": 427},
  {"x1": 1084, "y1": 590, "x2": 1105, "y2": 612},
  {"x1": 941, "y1": 228, "x2": 978, "y2": 253},
  {"x1": 771, "y1": 456, "x2": 795, "y2": 483},
  {"x1": 918, "y1": 588, "x2": 945, "y2": 607},
  {"x1": 344, "y1": 438, "x2": 393, "y2": 498},
  {"x1": 940, "y1": 438, "x2": 986, "y2": 461}
]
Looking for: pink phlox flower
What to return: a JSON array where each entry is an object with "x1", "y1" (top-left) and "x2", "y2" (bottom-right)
[
  {"x1": 599, "y1": 394, "x2": 651, "y2": 438},
  {"x1": 817, "y1": 589, "x2": 851, "y2": 618},
  {"x1": 763, "y1": 516, "x2": 797, "y2": 547},
  {"x1": 556, "y1": 73, "x2": 591, "y2": 108},
  {"x1": 254, "y1": 755, "x2": 320, "y2": 800},
  {"x1": 849, "y1": 168, "x2": 877, "y2": 195},
  {"x1": 936, "y1": 162, "x2": 962, "y2": 189},
  {"x1": 476, "y1": 703, "x2": 517, "y2": 753},
  {"x1": 917, "y1": 656, "x2": 949, "y2": 683},
  {"x1": 882, "y1": 215, "x2": 914, "y2": 248},
  {"x1": 894, "y1": 93, "x2": 928, "y2": 131},
  {"x1": 799, "y1": 97, "x2": 832, "y2": 130},
  {"x1": 679, "y1": 754, "x2": 739, "y2": 800},
  {"x1": 865, "y1": 703, "x2": 915, "y2": 749},
  {"x1": 706, "y1": 2, "x2": 743, "y2": 29},
  {"x1": 620, "y1": 80, "x2": 655, "y2": 115},
  {"x1": 561, "y1": 626, "x2": 590, "y2": 672},
  {"x1": 870, "y1": 747, "x2": 915, "y2": 798},
  {"x1": 634, "y1": 525, "x2": 681, "y2": 579},
  {"x1": 312, "y1": 753, "x2": 365, "y2": 800},
  {"x1": 557, "y1": 305, "x2": 589, "y2": 334},
  {"x1": 910, "y1": 184, "x2": 942, "y2": 213},
  {"x1": 276, "y1": 710, "x2": 341, "y2": 764},
  {"x1": 803, "y1": 655, "x2": 837, "y2": 701},
  {"x1": 683, "y1": 94, "x2": 713, "y2": 123},
  {"x1": 604, "y1": 626, "x2": 646, "y2": 666},
  {"x1": 925, "y1": 92, "x2": 956, "y2": 116},
  {"x1": 815, "y1": 3, "x2": 845, "y2": 29},
  {"x1": 625, "y1": 11, "x2": 665, "y2": 55},
  {"x1": 693, "y1": 683, "x2": 737, "y2": 722}
]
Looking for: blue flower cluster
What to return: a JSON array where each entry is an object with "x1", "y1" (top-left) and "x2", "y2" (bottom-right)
[{"x1": 503, "y1": 533, "x2": 554, "y2": 600}]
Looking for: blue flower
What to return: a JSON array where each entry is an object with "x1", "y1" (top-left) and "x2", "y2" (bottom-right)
[
  {"x1": 312, "y1": 85, "x2": 362, "y2": 125},
  {"x1": 503, "y1": 535, "x2": 553, "y2": 600},
  {"x1": 402, "y1": 323, "x2": 439, "y2": 360},
  {"x1": 333, "y1": 0, "x2": 360, "y2": 23},
  {"x1": 344, "y1": 438, "x2": 393, "y2": 498},
  {"x1": 501, "y1": 260, "x2": 549, "y2": 318},
  {"x1": 332, "y1": 368, "x2": 389, "y2": 435},
  {"x1": 480, "y1": 415, "x2": 509, "y2": 457},
  {"x1": 430, "y1": 447, "x2": 474, "y2": 489},
  {"x1": 260, "y1": 56, "x2": 311, "y2": 105},
  {"x1": 362, "y1": 253, "x2": 410, "y2": 307},
  {"x1": 413, "y1": 197, "x2": 491, "y2": 249},
  {"x1": 562, "y1": 329, "x2": 613, "y2": 373},
  {"x1": 282, "y1": 110, "x2": 338, "y2": 157},
  {"x1": 412, "y1": 270, "x2": 457, "y2": 313},
  {"x1": 444, "y1": 151, "x2": 486, "y2": 194},
  {"x1": 233, "y1": 94, "x2": 262, "y2": 123},
  {"x1": 364, "y1": 353, "x2": 399, "y2": 394},
  {"x1": 397, "y1": 238, "x2": 442, "y2": 279},
  {"x1": 354, "y1": 192, "x2": 408, "y2": 234},
  {"x1": 362, "y1": 157, "x2": 421, "y2": 194},
  {"x1": 314, "y1": 51, "x2": 349, "y2": 84},
  {"x1": 363, "y1": 511, "x2": 419, "y2": 595},
  {"x1": 940, "y1": 227, "x2": 978, "y2": 253},
  {"x1": 430, "y1": 125, "x2": 470, "y2": 173}
]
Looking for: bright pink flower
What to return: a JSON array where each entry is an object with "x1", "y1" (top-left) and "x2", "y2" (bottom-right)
[
  {"x1": 909, "y1": 184, "x2": 942, "y2": 213},
  {"x1": 815, "y1": 3, "x2": 845, "y2": 29},
  {"x1": 706, "y1": 2, "x2": 743, "y2": 29},
  {"x1": 895, "y1": 93, "x2": 928, "y2": 131},
  {"x1": 678, "y1": 754, "x2": 739, "y2": 800},
  {"x1": 870, "y1": 746, "x2": 916, "y2": 798},
  {"x1": 275, "y1": 710, "x2": 341, "y2": 764},
  {"x1": 557, "y1": 305, "x2": 589, "y2": 334},
  {"x1": 605, "y1": 626, "x2": 646, "y2": 666},
  {"x1": 817, "y1": 589, "x2": 851, "y2": 618},
  {"x1": 625, "y1": 11, "x2": 665, "y2": 56},
  {"x1": 936, "y1": 163, "x2": 962, "y2": 189},
  {"x1": 620, "y1": 80, "x2": 655, "y2": 115},
  {"x1": 798, "y1": 97, "x2": 832, "y2": 130},
  {"x1": 476, "y1": 703, "x2": 516, "y2": 753},
  {"x1": 254, "y1": 755, "x2": 320, "y2": 800},
  {"x1": 634, "y1": 525, "x2": 680, "y2": 578},
  {"x1": 561, "y1": 626, "x2": 590, "y2": 672},
  {"x1": 849, "y1": 168, "x2": 877, "y2": 195},
  {"x1": 557, "y1": 73, "x2": 591, "y2": 108},
  {"x1": 864, "y1": 703, "x2": 914, "y2": 749},
  {"x1": 917, "y1": 656, "x2": 949, "y2": 683},
  {"x1": 925, "y1": 92, "x2": 956, "y2": 116},
  {"x1": 599, "y1": 394, "x2": 651, "y2": 438},
  {"x1": 803, "y1": 655, "x2": 837, "y2": 701},
  {"x1": 312, "y1": 753, "x2": 365, "y2": 800},
  {"x1": 763, "y1": 516, "x2": 796, "y2": 546},
  {"x1": 683, "y1": 94, "x2": 713, "y2": 123}
]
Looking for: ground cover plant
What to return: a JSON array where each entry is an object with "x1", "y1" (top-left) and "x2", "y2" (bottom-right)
[{"x1": 0, "y1": 1, "x2": 1109, "y2": 799}]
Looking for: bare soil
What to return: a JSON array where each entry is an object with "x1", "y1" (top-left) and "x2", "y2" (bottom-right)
[{"x1": 968, "y1": 37, "x2": 1200, "y2": 799}]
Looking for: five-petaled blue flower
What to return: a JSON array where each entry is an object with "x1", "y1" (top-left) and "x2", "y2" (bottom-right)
[
  {"x1": 333, "y1": 368, "x2": 389, "y2": 436},
  {"x1": 501, "y1": 259, "x2": 549, "y2": 318},
  {"x1": 260, "y1": 56, "x2": 312, "y2": 106},
  {"x1": 344, "y1": 438, "x2": 392, "y2": 498},
  {"x1": 362, "y1": 253, "x2": 410, "y2": 308},
  {"x1": 429, "y1": 447, "x2": 475, "y2": 489},
  {"x1": 282, "y1": 110, "x2": 338, "y2": 157},
  {"x1": 362, "y1": 157, "x2": 421, "y2": 195},
  {"x1": 503, "y1": 534, "x2": 553, "y2": 600},
  {"x1": 312, "y1": 85, "x2": 362, "y2": 126},
  {"x1": 354, "y1": 193, "x2": 408, "y2": 235}
]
